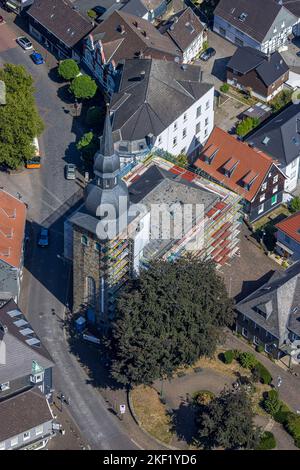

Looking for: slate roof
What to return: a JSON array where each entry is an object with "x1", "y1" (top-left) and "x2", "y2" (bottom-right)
[
  {"x1": 0, "y1": 387, "x2": 53, "y2": 442},
  {"x1": 27, "y1": 0, "x2": 94, "y2": 48},
  {"x1": 275, "y1": 211, "x2": 300, "y2": 244},
  {"x1": 227, "y1": 47, "x2": 289, "y2": 87},
  {"x1": 111, "y1": 58, "x2": 212, "y2": 142},
  {"x1": 194, "y1": 127, "x2": 279, "y2": 202},
  {"x1": 214, "y1": 0, "x2": 296, "y2": 43},
  {"x1": 159, "y1": 7, "x2": 204, "y2": 53},
  {"x1": 0, "y1": 300, "x2": 54, "y2": 384},
  {"x1": 121, "y1": 0, "x2": 149, "y2": 17},
  {"x1": 282, "y1": 0, "x2": 300, "y2": 18},
  {"x1": 246, "y1": 104, "x2": 300, "y2": 166},
  {"x1": 236, "y1": 260, "x2": 300, "y2": 342},
  {"x1": 89, "y1": 10, "x2": 181, "y2": 64}
]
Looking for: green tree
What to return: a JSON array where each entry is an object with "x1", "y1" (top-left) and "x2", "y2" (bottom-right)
[
  {"x1": 220, "y1": 83, "x2": 229, "y2": 93},
  {"x1": 58, "y1": 59, "x2": 80, "y2": 81},
  {"x1": 238, "y1": 351, "x2": 258, "y2": 369},
  {"x1": 196, "y1": 388, "x2": 260, "y2": 449},
  {"x1": 0, "y1": 63, "x2": 44, "y2": 169},
  {"x1": 176, "y1": 153, "x2": 188, "y2": 168},
  {"x1": 109, "y1": 258, "x2": 235, "y2": 386},
  {"x1": 86, "y1": 106, "x2": 105, "y2": 132},
  {"x1": 271, "y1": 89, "x2": 292, "y2": 112},
  {"x1": 76, "y1": 131, "x2": 97, "y2": 163},
  {"x1": 263, "y1": 389, "x2": 280, "y2": 416},
  {"x1": 236, "y1": 117, "x2": 260, "y2": 137},
  {"x1": 70, "y1": 75, "x2": 97, "y2": 100},
  {"x1": 290, "y1": 196, "x2": 300, "y2": 213}
]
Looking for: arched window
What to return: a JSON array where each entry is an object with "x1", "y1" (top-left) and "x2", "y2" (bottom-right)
[
  {"x1": 81, "y1": 235, "x2": 88, "y2": 246},
  {"x1": 85, "y1": 276, "x2": 96, "y2": 307}
]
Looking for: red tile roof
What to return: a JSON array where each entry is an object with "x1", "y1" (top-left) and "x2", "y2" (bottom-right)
[
  {"x1": 275, "y1": 211, "x2": 300, "y2": 244},
  {"x1": 0, "y1": 191, "x2": 26, "y2": 268},
  {"x1": 194, "y1": 127, "x2": 278, "y2": 202}
]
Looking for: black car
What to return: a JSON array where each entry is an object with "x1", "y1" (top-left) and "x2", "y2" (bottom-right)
[
  {"x1": 92, "y1": 6, "x2": 106, "y2": 21},
  {"x1": 200, "y1": 47, "x2": 216, "y2": 62}
]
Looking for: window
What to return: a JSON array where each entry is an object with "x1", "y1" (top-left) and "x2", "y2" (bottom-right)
[
  {"x1": 196, "y1": 122, "x2": 200, "y2": 135},
  {"x1": 219, "y1": 26, "x2": 226, "y2": 36},
  {"x1": 291, "y1": 159, "x2": 297, "y2": 168},
  {"x1": 0, "y1": 442, "x2": 5, "y2": 450},
  {"x1": 284, "y1": 234, "x2": 290, "y2": 244},
  {"x1": 183, "y1": 113, "x2": 187, "y2": 122},
  {"x1": 81, "y1": 235, "x2": 88, "y2": 246},
  {"x1": 30, "y1": 373, "x2": 43, "y2": 383},
  {"x1": 173, "y1": 121, "x2": 177, "y2": 131},
  {"x1": 35, "y1": 425, "x2": 43, "y2": 436},
  {"x1": 258, "y1": 203, "x2": 264, "y2": 214},
  {"x1": 204, "y1": 128, "x2": 208, "y2": 137},
  {"x1": 10, "y1": 436, "x2": 18, "y2": 447},
  {"x1": 281, "y1": 21, "x2": 285, "y2": 28},
  {"x1": 205, "y1": 117, "x2": 209, "y2": 127},
  {"x1": 0, "y1": 382, "x2": 10, "y2": 391},
  {"x1": 95, "y1": 242, "x2": 101, "y2": 252},
  {"x1": 260, "y1": 194, "x2": 265, "y2": 202},
  {"x1": 182, "y1": 128, "x2": 187, "y2": 139},
  {"x1": 181, "y1": 147, "x2": 186, "y2": 154},
  {"x1": 23, "y1": 431, "x2": 30, "y2": 441},
  {"x1": 158, "y1": 135, "x2": 162, "y2": 145},
  {"x1": 205, "y1": 100, "x2": 210, "y2": 110},
  {"x1": 261, "y1": 182, "x2": 267, "y2": 191},
  {"x1": 273, "y1": 175, "x2": 278, "y2": 184},
  {"x1": 273, "y1": 185, "x2": 278, "y2": 194},
  {"x1": 265, "y1": 343, "x2": 273, "y2": 353},
  {"x1": 242, "y1": 327, "x2": 248, "y2": 338},
  {"x1": 253, "y1": 336, "x2": 259, "y2": 346},
  {"x1": 172, "y1": 136, "x2": 177, "y2": 147},
  {"x1": 196, "y1": 106, "x2": 201, "y2": 118},
  {"x1": 271, "y1": 194, "x2": 278, "y2": 205}
]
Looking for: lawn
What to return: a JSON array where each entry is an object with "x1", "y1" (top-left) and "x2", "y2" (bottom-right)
[{"x1": 131, "y1": 385, "x2": 173, "y2": 445}]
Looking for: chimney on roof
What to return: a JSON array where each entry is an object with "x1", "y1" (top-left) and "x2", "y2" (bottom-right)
[
  {"x1": 133, "y1": 20, "x2": 138, "y2": 28},
  {"x1": 142, "y1": 30, "x2": 148, "y2": 38}
]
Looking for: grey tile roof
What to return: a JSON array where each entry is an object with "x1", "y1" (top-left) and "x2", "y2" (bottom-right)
[
  {"x1": 111, "y1": 58, "x2": 212, "y2": 141},
  {"x1": 282, "y1": 0, "x2": 300, "y2": 18},
  {"x1": 236, "y1": 261, "x2": 300, "y2": 343},
  {"x1": 121, "y1": 0, "x2": 148, "y2": 17},
  {"x1": 27, "y1": 0, "x2": 94, "y2": 48},
  {"x1": 0, "y1": 387, "x2": 52, "y2": 442},
  {"x1": 0, "y1": 261, "x2": 18, "y2": 301},
  {"x1": 214, "y1": 0, "x2": 296, "y2": 44},
  {"x1": 0, "y1": 300, "x2": 54, "y2": 384},
  {"x1": 246, "y1": 104, "x2": 300, "y2": 166},
  {"x1": 227, "y1": 47, "x2": 289, "y2": 87}
]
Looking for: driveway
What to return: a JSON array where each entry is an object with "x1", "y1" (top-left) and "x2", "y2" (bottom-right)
[{"x1": 281, "y1": 38, "x2": 300, "y2": 68}]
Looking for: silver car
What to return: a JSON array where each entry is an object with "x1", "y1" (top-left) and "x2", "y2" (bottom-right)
[
  {"x1": 16, "y1": 36, "x2": 33, "y2": 50},
  {"x1": 65, "y1": 164, "x2": 76, "y2": 180}
]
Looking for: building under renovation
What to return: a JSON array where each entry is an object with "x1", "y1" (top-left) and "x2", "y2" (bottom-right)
[{"x1": 65, "y1": 108, "x2": 241, "y2": 328}]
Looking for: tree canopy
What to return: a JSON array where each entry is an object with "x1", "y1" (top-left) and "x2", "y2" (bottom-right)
[
  {"x1": 109, "y1": 258, "x2": 235, "y2": 386},
  {"x1": 70, "y1": 75, "x2": 97, "y2": 100},
  {"x1": 196, "y1": 388, "x2": 260, "y2": 449},
  {"x1": 290, "y1": 196, "x2": 300, "y2": 214},
  {"x1": 58, "y1": 59, "x2": 80, "y2": 81},
  {"x1": 236, "y1": 117, "x2": 260, "y2": 137},
  {"x1": 0, "y1": 63, "x2": 44, "y2": 169}
]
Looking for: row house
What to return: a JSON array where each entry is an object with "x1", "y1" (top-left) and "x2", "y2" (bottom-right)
[{"x1": 275, "y1": 211, "x2": 300, "y2": 263}]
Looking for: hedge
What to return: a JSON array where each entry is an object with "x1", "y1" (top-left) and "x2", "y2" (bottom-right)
[
  {"x1": 238, "y1": 351, "x2": 258, "y2": 370},
  {"x1": 263, "y1": 389, "x2": 280, "y2": 415},
  {"x1": 285, "y1": 413, "x2": 300, "y2": 448},
  {"x1": 256, "y1": 431, "x2": 276, "y2": 450},
  {"x1": 273, "y1": 401, "x2": 291, "y2": 425},
  {"x1": 252, "y1": 362, "x2": 272, "y2": 385}
]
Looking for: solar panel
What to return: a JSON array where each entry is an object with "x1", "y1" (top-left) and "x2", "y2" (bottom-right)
[
  {"x1": 14, "y1": 319, "x2": 28, "y2": 327},
  {"x1": 26, "y1": 338, "x2": 41, "y2": 346},
  {"x1": 20, "y1": 328, "x2": 34, "y2": 336},
  {"x1": 7, "y1": 309, "x2": 22, "y2": 318}
]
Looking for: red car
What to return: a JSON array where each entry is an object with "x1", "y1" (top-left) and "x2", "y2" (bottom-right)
[{"x1": 0, "y1": 16, "x2": 4, "y2": 24}]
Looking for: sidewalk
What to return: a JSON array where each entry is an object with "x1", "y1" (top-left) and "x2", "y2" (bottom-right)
[{"x1": 223, "y1": 331, "x2": 300, "y2": 412}]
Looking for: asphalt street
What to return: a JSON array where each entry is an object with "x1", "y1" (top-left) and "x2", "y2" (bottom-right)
[{"x1": 0, "y1": 12, "x2": 138, "y2": 450}]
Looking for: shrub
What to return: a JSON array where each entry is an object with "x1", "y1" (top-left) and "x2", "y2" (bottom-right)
[
  {"x1": 193, "y1": 390, "x2": 215, "y2": 406},
  {"x1": 252, "y1": 362, "x2": 272, "y2": 385},
  {"x1": 273, "y1": 401, "x2": 292, "y2": 425},
  {"x1": 236, "y1": 117, "x2": 260, "y2": 137},
  {"x1": 70, "y1": 75, "x2": 97, "y2": 100},
  {"x1": 232, "y1": 349, "x2": 241, "y2": 359},
  {"x1": 285, "y1": 413, "x2": 300, "y2": 443},
  {"x1": 87, "y1": 9, "x2": 97, "y2": 19},
  {"x1": 238, "y1": 352, "x2": 258, "y2": 370},
  {"x1": 263, "y1": 390, "x2": 280, "y2": 415},
  {"x1": 220, "y1": 83, "x2": 229, "y2": 93},
  {"x1": 256, "y1": 431, "x2": 276, "y2": 450},
  {"x1": 256, "y1": 345, "x2": 264, "y2": 353},
  {"x1": 290, "y1": 196, "x2": 300, "y2": 214},
  {"x1": 223, "y1": 350, "x2": 234, "y2": 364}
]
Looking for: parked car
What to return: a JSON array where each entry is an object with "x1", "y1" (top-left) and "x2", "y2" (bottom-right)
[
  {"x1": 37, "y1": 228, "x2": 49, "y2": 247},
  {"x1": 30, "y1": 51, "x2": 44, "y2": 65},
  {"x1": 200, "y1": 47, "x2": 216, "y2": 61},
  {"x1": 65, "y1": 164, "x2": 76, "y2": 180},
  {"x1": 92, "y1": 5, "x2": 106, "y2": 22},
  {"x1": 16, "y1": 36, "x2": 33, "y2": 50}
]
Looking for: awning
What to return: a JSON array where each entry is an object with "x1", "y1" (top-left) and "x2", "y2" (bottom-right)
[
  {"x1": 6, "y1": 1, "x2": 18, "y2": 10},
  {"x1": 276, "y1": 240, "x2": 294, "y2": 255}
]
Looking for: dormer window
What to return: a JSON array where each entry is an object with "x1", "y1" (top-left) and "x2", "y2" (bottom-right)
[
  {"x1": 203, "y1": 144, "x2": 218, "y2": 164},
  {"x1": 223, "y1": 158, "x2": 239, "y2": 177},
  {"x1": 242, "y1": 170, "x2": 258, "y2": 190}
]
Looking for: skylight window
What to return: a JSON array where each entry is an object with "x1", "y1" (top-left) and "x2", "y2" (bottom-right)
[{"x1": 262, "y1": 136, "x2": 270, "y2": 145}]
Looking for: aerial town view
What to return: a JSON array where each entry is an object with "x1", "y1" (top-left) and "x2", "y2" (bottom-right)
[{"x1": 1, "y1": 0, "x2": 300, "y2": 456}]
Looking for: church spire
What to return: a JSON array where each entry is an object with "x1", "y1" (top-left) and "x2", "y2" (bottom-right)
[{"x1": 100, "y1": 103, "x2": 114, "y2": 157}]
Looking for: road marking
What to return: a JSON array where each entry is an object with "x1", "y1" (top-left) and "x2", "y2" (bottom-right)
[{"x1": 130, "y1": 438, "x2": 144, "y2": 450}]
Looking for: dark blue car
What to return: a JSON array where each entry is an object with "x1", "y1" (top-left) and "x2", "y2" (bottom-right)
[{"x1": 30, "y1": 51, "x2": 44, "y2": 65}]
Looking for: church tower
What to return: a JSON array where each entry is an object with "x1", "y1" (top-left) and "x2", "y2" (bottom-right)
[{"x1": 70, "y1": 106, "x2": 131, "y2": 327}]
